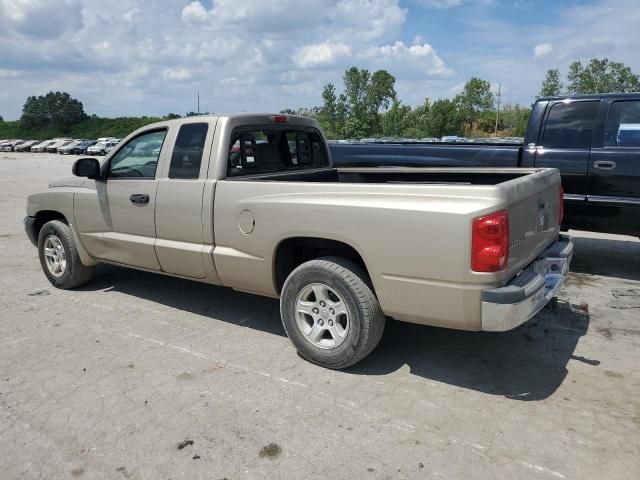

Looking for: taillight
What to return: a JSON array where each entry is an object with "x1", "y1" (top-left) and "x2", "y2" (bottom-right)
[
  {"x1": 471, "y1": 210, "x2": 509, "y2": 272},
  {"x1": 269, "y1": 115, "x2": 289, "y2": 123},
  {"x1": 559, "y1": 184, "x2": 564, "y2": 225}
]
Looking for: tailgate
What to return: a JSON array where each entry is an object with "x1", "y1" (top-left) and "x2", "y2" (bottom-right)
[{"x1": 504, "y1": 169, "x2": 562, "y2": 277}]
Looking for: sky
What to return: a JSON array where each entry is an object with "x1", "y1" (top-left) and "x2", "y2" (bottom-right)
[{"x1": 0, "y1": 0, "x2": 639, "y2": 120}]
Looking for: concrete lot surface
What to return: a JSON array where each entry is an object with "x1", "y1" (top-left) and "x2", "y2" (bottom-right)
[{"x1": 1, "y1": 153, "x2": 639, "y2": 480}]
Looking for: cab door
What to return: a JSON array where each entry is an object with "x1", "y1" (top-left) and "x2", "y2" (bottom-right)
[
  {"x1": 74, "y1": 129, "x2": 169, "y2": 270},
  {"x1": 587, "y1": 99, "x2": 640, "y2": 235},
  {"x1": 154, "y1": 120, "x2": 220, "y2": 281}
]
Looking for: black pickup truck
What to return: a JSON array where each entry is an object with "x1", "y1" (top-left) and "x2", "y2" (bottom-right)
[{"x1": 330, "y1": 93, "x2": 640, "y2": 237}]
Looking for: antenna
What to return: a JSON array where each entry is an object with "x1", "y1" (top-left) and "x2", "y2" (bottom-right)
[
  {"x1": 197, "y1": 91, "x2": 200, "y2": 115},
  {"x1": 494, "y1": 83, "x2": 501, "y2": 137}
]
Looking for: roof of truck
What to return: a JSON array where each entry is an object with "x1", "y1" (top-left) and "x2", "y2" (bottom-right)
[{"x1": 536, "y1": 92, "x2": 640, "y2": 101}]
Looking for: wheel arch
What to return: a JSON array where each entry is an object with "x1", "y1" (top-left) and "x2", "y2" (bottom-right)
[{"x1": 273, "y1": 236, "x2": 372, "y2": 295}]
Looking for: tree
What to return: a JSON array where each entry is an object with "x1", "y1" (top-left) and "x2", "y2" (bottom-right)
[
  {"x1": 425, "y1": 99, "x2": 462, "y2": 138},
  {"x1": 501, "y1": 104, "x2": 531, "y2": 137},
  {"x1": 454, "y1": 77, "x2": 494, "y2": 135},
  {"x1": 566, "y1": 58, "x2": 640, "y2": 94},
  {"x1": 318, "y1": 83, "x2": 340, "y2": 138},
  {"x1": 21, "y1": 91, "x2": 86, "y2": 132},
  {"x1": 164, "y1": 113, "x2": 182, "y2": 119},
  {"x1": 380, "y1": 99, "x2": 412, "y2": 137},
  {"x1": 539, "y1": 69, "x2": 563, "y2": 97}
]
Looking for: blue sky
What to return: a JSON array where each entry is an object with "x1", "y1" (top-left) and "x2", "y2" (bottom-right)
[{"x1": 1, "y1": 0, "x2": 638, "y2": 120}]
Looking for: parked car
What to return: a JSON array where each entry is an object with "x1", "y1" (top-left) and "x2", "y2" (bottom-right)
[
  {"x1": 57, "y1": 140, "x2": 95, "y2": 155},
  {"x1": 31, "y1": 140, "x2": 58, "y2": 153},
  {"x1": 24, "y1": 114, "x2": 571, "y2": 369},
  {"x1": 87, "y1": 141, "x2": 117, "y2": 155},
  {"x1": 15, "y1": 140, "x2": 40, "y2": 152},
  {"x1": 104, "y1": 139, "x2": 120, "y2": 153},
  {"x1": 70, "y1": 140, "x2": 97, "y2": 155},
  {"x1": 330, "y1": 93, "x2": 640, "y2": 238},
  {"x1": 46, "y1": 139, "x2": 73, "y2": 153},
  {"x1": 0, "y1": 140, "x2": 26, "y2": 152}
]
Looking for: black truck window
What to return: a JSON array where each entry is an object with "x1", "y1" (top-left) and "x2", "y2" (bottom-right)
[
  {"x1": 542, "y1": 101, "x2": 598, "y2": 149},
  {"x1": 605, "y1": 101, "x2": 640, "y2": 147},
  {"x1": 169, "y1": 123, "x2": 208, "y2": 179}
]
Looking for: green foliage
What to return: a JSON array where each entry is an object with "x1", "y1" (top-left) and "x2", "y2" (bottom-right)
[
  {"x1": 500, "y1": 104, "x2": 531, "y2": 137},
  {"x1": 566, "y1": 58, "x2": 640, "y2": 94},
  {"x1": 454, "y1": 77, "x2": 494, "y2": 135},
  {"x1": 21, "y1": 91, "x2": 86, "y2": 133},
  {"x1": 539, "y1": 69, "x2": 563, "y2": 97},
  {"x1": 426, "y1": 99, "x2": 463, "y2": 138}
]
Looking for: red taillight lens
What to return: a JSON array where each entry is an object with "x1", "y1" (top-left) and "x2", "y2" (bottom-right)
[
  {"x1": 559, "y1": 184, "x2": 564, "y2": 225},
  {"x1": 269, "y1": 115, "x2": 289, "y2": 123},
  {"x1": 471, "y1": 210, "x2": 509, "y2": 272}
]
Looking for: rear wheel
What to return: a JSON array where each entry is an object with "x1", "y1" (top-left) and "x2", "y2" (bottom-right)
[
  {"x1": 38, "y1": 220, "x2": 94, "y2": 289},
  {"x1": 280, "y1": 256, "x2": 385, "y2": 369}
]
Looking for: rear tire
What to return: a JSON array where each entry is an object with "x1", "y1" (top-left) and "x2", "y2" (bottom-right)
[
  {"x1": 38, "y1": 220, "x2": 94, "y2": 289},
  {"x1": 280, "y1": 256, "x2": 385, "y2": 369}
]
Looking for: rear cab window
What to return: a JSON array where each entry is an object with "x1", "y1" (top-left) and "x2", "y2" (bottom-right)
[
  {"x1": 542, "y1": 101, "x2": 599, "y2": 149},
  {"x1": 605, "y1": 100, "x2": 640, "y2": 147},
  {"x1": 227, "y1": 126, "x2": 328, "y2": 177},
  {"x1": 169, "y1": 123, "x2": 209, "y2": 179}
]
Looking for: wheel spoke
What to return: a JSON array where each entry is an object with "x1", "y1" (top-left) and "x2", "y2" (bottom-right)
[
  {"x1": 329, "y1": 300, "x2": 347, "y2": 316},
  {"x1": 307, "y1": 323, "x2": 324, "y2": 343},
  {"x1": 44, "y1": 247, "x2": 56, "y2": 258},
  {"x1": 312, "y1": 284, "x2": 329, "y2": 303},
  {"x1": 296, "y1": 301, "x2": 316, "y2": 317},
  {"x1": 328, "y1": 325, "x2": 345, "y2": 340}
]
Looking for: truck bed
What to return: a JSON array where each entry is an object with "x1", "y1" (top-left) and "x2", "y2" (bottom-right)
[
  {"x1": 229, "y1": 166, "x2": 530, "y2": 185},
  {"x1": 329, "y1": 142, "x2": 522, "y2": 168}
]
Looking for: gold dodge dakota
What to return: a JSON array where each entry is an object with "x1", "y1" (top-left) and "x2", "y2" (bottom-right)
[{"x1": 25, "y1": 114, "x2": 573, "y2": 368}]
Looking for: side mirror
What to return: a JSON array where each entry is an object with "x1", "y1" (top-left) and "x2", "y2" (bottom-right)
[{"x1": 72, "y1": 158, "x2": 100, "y2": 179}]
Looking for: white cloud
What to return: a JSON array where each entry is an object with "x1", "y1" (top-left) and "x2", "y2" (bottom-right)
[
  {"x1": 181, "y1": 1, "x2": 209, "y2": 24},
  {"x1": 163, "y1": 67, "x2": 192, "y2": 82},
  {"x1": 533, "y1": 43, "x2": 553, "y2": 59},
  {"x1": 293, "y1": 42, "x2": 352, "y2": 68},
  {"x1": 361, "y1": 41, "x2": 453, "y2": 77}
]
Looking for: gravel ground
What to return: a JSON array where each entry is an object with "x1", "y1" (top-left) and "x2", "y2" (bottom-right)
[{"x1": 1, "y1": 152, "x2": 639, "y2": 480}]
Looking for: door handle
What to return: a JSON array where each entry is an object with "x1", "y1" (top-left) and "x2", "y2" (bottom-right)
[
  {"x1": 129, "y1": 194, "x2": 150, "y2": 204},
  {"x1": 593, "y1": 160, "x2": 617, "y2": 171}
]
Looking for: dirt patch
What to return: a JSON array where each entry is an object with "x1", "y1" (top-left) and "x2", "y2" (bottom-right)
[
  {"x1": 604, "y1": 370, "x2": 624, "y2": 379},
  {"x1": 177, "y1": 439, "x2": 194, "y2": 450},
  {"x1": 176, "y1": 372, "x2": 194, "y2": 381},
  {"x1": 259, "y1": 442, "x2": 282, "y2": 459},
  {"x1": 596, "y1": 328, "x2": 613, "y2": 339}
]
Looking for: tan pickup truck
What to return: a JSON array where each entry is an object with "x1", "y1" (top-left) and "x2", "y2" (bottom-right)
[{"x1": 24, "y1": 114, "x2": 573, "y2": 368}]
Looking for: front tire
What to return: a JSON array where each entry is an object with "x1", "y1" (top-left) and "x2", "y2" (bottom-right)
[
  {"x1": 280, "y1": 256, "x2": 385, "y2": 369},
  {"x1": 38, "y1": 220, "x2": 94, "y2": 289}
]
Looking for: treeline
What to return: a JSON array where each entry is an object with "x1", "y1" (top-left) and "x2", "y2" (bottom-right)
[
  {"x1": 287, "y1": 68, "x2": 530, "y2": 139},
  {"x1": 2, "y1": 57, "x2": 638, "y2": 141}
]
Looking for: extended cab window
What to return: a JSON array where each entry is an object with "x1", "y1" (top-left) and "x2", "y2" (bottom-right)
[
  {"x1": 169, "y1": 123, "x2": 208, "y2": 179},
  {"x1": 108, "y1": 130, "x2": 167, "y2": 179},
  {"x1": 605, "y1": 101, "x2": 640, "y2": 147},
  {"x1": 227, "y1": 128, "x2": 328, "y2": 177},
  {"x1": 542, "y1": 101, "x2": 598, "y2": 149}
]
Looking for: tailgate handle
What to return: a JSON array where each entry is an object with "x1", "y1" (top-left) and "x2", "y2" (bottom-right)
[
  {"x1": 129, "y1": 194, "x2": 150, "y2": 204},
  {"x1": 593, "y1": 160, "x2": 616, "y2": 171}
]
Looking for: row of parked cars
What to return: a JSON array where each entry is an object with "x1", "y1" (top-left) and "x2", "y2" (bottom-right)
[{"x1": 0, "y1": 137, "x2": 121, "y2": 155}]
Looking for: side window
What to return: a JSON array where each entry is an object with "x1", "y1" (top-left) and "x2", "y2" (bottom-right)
[
  {"x1": 542, "y1": 101, "x2": 598, "y2": 149},
  {"x1": 605, "y1": 101, "x2": 640, "y2": 147},
  {"x1": 108, "y1": 130, "x2": 167, "y2": 179},
  {"x1": 169, "y1": 123, "x2": 209, "y2": 179}
]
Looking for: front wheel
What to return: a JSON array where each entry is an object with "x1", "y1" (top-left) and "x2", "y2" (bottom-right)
[
  {"x1": 280, "y1": 256, "x2": 385, "y2": 369},
  {"x1": 38, "y1": 220, "x2": 94, "y2": 289}
]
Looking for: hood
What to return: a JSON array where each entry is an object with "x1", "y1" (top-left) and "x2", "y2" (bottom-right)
[{"x1": 49, "y1": 176, "x2": 86, "y2": 188}]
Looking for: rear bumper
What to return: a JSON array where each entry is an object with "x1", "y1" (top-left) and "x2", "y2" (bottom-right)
[{"x1": 481, "y1": 235, "x2": 573, "y2": 332}]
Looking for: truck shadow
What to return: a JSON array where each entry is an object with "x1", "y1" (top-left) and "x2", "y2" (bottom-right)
[
  {"x1": 82, "y1": 264, "x2": 590, "y2": 401},
  {"x1": 569, "y1": 232, "x2": 640, "y2": 281},
  {"x1": 80, "y1": 264, "x2": 286, "y2": 338},
  {"x1": 348, "y1": 305, "x2": 591, "y2": 401}
]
